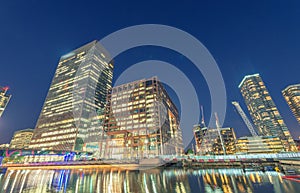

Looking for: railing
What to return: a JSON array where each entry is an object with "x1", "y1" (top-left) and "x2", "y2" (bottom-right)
[
  {"x1": 2, "y1": 152, "x2": 300, "y2": 167},
  {"x1": 160, "y1": 152, "x2": 300, "y2": 162}
]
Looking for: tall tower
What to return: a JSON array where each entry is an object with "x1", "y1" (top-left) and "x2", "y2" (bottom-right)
[
  {"x1": 0, "y1": 86, "x2": 11, "y2": 117},
  {"x1": 102, "y1": 77, "x2": 183, "y2": 159},
  {"x1": 239, "y1": 74, "x2": 296, "y2": 151},
  {"x1": 282, "y1": 84, "x2": 300, "y2": 124},
  {"x1": 29, "y1": 41, "x2": 113, "y2": 151}
]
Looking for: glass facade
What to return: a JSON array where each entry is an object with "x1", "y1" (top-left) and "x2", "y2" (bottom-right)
[
  {"x1": 9, "y1": 129, "x2": 34, "y2": 149},
  {"x1": 102, "y1": 77, "x2": 183, "y2": 159},
  {"x1": 29, "y1": 41, "x2": 113, "y2": 151},
  {"x1": 193, "y1": 124, "x2": 207, "y2": 153},
  {"x1": 239, "y1": 74, "x2": 296, "y2": 151},
  {"x1": 282, "y1": 83, "x2": 300, "y2": 124},
  {"x1": 236, "y1": 136, "x2": 284, "y2": 154},
  {"x1": 0, "y1": 86, "x2": 11, "y2": 118},
  {"x1": 195, "y1": 127, "x2": 236, "y2": 155}
]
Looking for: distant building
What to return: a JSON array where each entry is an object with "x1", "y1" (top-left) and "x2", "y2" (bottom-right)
[
  {"x1": 196, "y1": 127, "x2": 236, "y2": 155},
  {"x1": 102, "y1": 77, "x2": 183, "y2": 159},
  {"x1": 294, "y1": 139, "x2": 300, "y2": 151},
  {"x1": 236, "y1": 136, "x2": 284, "y2": 154},
  {"x1": 282, "y1": 84, "x2": 300, "y2": 124},
  {"x1": 0, "y1": 143, "x2": 10, "y2": 149},
  {"x1": 0, "y1": 86, "x2": 11, "y2": 117},
  {"x1": 193, "y1": 124, "x2": 208, "y2": 153},
  {"x1": 239, "y1": 74, "x2": 296, "y2": 151},
  {"x1": 10, "y1": 129, "x2": 34, "y2": 149},
  {"x1": 29, "y1": 41, "x2": 113, "y2": 151}
]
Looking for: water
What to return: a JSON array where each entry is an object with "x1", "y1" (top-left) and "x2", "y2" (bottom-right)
[{"x1": 0, "y1": 168, "x2": 300, "y2": 193}]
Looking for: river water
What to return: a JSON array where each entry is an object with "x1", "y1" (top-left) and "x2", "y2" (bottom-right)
[{"x1": 0, "y1": 168, "x2": 300, "y2": 193}]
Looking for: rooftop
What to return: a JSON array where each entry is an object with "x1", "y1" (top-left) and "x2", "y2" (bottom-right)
[{"x1": 238, "y1": 73, "x2": 260, "y2": 88}]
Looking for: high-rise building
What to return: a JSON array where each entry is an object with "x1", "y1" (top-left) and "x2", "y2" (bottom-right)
[
  {"x1": 282, "y1": 84, "x2": 300, "y2": 124},
  {"x1": 0, "y1": 86, "x2": 11, "y2": 117},
  {"x1": 30, "y1": 41, "x2": 113, "y2": 151},
  {"x1": 196, "y1": 127, "x2": 236, "y2": 155},
  {"x1": 239, "y1": 74, "x2": 296, "y2": 151},
  {"x1": 193, "y1": 124, "x2": 208, "y2": 153},
  {"x1": 236, "y1": 136, "x2": 284, "y2": 154},
  {"x1": 102, "y1": 77, "x2": 183, "y2": 159},
  {"x1": 9, "y1": 129, "x2": 34, "y2": 149}
]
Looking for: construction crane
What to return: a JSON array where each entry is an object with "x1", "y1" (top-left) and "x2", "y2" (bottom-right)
[
  {"x1": 232, "y1": 101, "x2": 258, "y2": 137},
  {"x1": 200, "y1": 105, "x2": 206, "y2": 127},
  {"x1": 215, "y1": 112, "x2": 226, "y2": 155}
]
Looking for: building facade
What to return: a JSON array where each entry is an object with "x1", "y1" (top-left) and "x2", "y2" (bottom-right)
[
  {"x1": 195, "y1": 127, "x2": 236, "y2": 155},
  {"x1": 30, "y1": 41, "x2": 113, "y2": 151},
  {"x1": 294, "y1": 139, "x2": 300, "y2": 151},
  {"x1": 239, "y1": 74, "x2": 296, "y2": 151},
  {"x1": 102, "y1": 77, "x2": 183, "y2": 159},
  {"x1": 10, "y1": 129, "x2": 34, "y2": 149},
  {"x1": 193, "y1": 124, "x2": 208, "y2": 154},
  {"x1": 236, "y1": 136, "x2": 284, "y2": 154},
  {"x1": 282, "y1": 84, "x2": 300, "y2": 124},
  {"x1": 0, "y1": 86, "x2": 11, "y2": 117},
  {"x1": 0, "y1": 144, "x2": 10, "y2": 149}
]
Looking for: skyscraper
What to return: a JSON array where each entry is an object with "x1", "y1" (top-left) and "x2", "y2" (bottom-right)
[
  {"x1": 29, "y1": 41, "x2": 113, "y2": 151},
  {"x1": 282, "y1": 84, "x2": 300, "y2": 124},
  {"x1": 102, "y1": 77, "x2": 183, "y2": 159},
  {"x1": 0, "y1": 86, "x2": 11, "y2": 117},
  {"x1": 239, "y1": 74, "x2": 296, "y2": 151}
]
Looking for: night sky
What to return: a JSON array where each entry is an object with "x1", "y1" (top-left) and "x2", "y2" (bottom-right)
[{"x1": 0, "y1": 0, "x2": 299, "y2": 146}]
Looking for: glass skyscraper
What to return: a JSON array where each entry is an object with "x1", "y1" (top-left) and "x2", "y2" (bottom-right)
[
  {"x1": 239, "y1": 74, "x2": 296, "y2": 151},
  {"x1": 0, "y1": 86, "x2": 11, "y2": 118},
  {"x1": 282, "y1": 83, "x2": 300, "y2": 124},
  {"x1": 29, "y1": 41, "x2": 113, "y2": 151},
  {"x1": 102, "y1": 77, "x2": 183, "y2": 159}
]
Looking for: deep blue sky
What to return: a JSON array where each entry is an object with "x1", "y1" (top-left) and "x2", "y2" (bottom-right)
[{"x1": 0, "y1": 0, "x2": 299, "y2": 146}]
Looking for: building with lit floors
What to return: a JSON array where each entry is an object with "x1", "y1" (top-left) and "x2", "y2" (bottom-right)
[
  {"x1": 0, "y1": 143, "x2": 9, "y2": 149},
  {"x1": 9, "y1": 128, "x2": 34, "y2": 149},
  {"x1": 29, "y1": 41, "x2": 113, "y2": 151},
  {"x1": 236, "y1": 136, "x2": 285, "y2": 154},
  {"x1": 195, "y1": 127, "x2": 236, "y2": 155},
  {"x1": 193, "y1": 124, "x2": 208, "y2": 153},
  {"x1": 0, "y1": 86, "x2": 11, "y2": 117},
  {"x1": 282, "y1": 83, "x2": 300, "y2": 124},
  {"x1": 102, "y1": 77, "x2": 183, "y2": 159},
  {"x1": 239, "y1": 74, "x2": 296, "y2": 151},
  {"x1": 294, "y1": 139, "x2": 300, "y2": 151}
]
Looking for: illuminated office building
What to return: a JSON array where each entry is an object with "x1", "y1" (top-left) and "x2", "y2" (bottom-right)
[
  {"x1": 294, "y1": 139, "x2": 300, "y2": 151},
  {"x1": 239, "y1": 74, "x2": 296, "y2": 151},
  {"x1": 236, "y1": 136, "x2": 284, "y2": 154},
  {"x1": 197, "y1": 127, "x2": 236, "y2": 155},
  {"x1": 0, "y1": 143, "x2": 9, "y2": 149},
  {"x1": 193, "y1": 124, "x2": 208, "y2": 153},
  {"x1": 30, "y1": 41, "x2": 113, "y2": 151},
  {"x1": 9, "y1": 129, "x2": 34, "y2": 149},
  {"x1": 0, "y1": 86, "x2": 11, "y2": 117},
  {"x1": 102, "y1": 77, "x2": 183, "y2": 159},
  {"x1": 282, "y1": 84, "x2": 300, "y2": 124}
]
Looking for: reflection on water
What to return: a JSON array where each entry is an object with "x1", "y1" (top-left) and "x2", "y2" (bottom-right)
[{"x1": 0, "y1": 168, "x2": 300, "y2": 193}]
